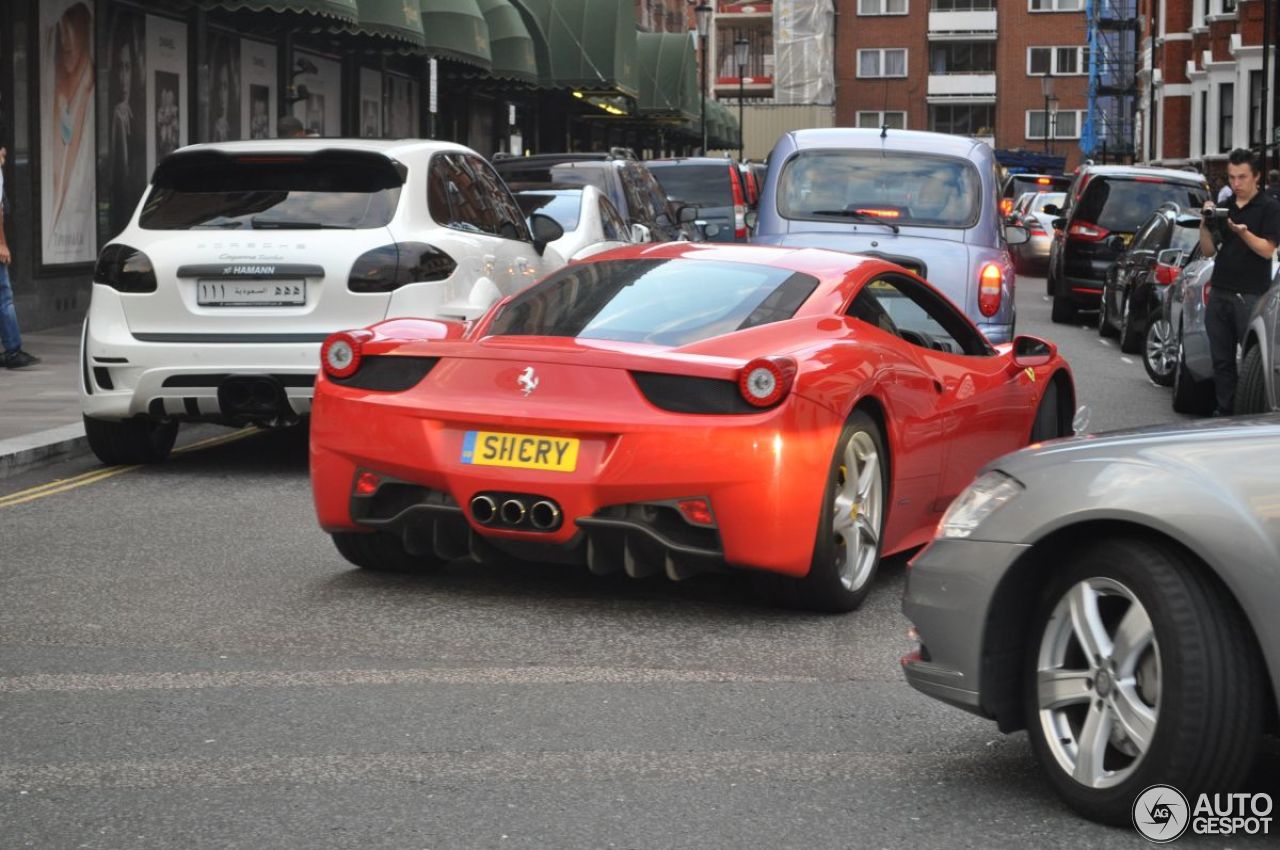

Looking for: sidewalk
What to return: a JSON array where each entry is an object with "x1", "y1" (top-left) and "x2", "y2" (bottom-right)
[{"x1": 0, "y1": 323, "x2": 90, "y2": 477}]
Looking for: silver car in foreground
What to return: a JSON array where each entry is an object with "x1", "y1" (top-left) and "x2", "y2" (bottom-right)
[{"x1": 902, "y1": 418, "x2": 1279, "y2": 825}]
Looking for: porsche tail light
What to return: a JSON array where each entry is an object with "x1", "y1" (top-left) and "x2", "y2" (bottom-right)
[
  {"x1": 321, "y1": 329, "x2": 373, "y2": 379},
  {"x1": 730, "y1": 165, "x2": 747, "y2": 239},
  {"x1": 1067, "y1": 221, "x2": 1110, "y2": 242},
  {"x1": 348, "y1": 242, "x2": 456, "y2": 293},
  {"x1": 1154, "y1": 263, "x2": 1180, "y2": 285},
  {"x1": 94, "y1": 244, "x2": 158, "y2": 293},
  {"x1": 738, "y1": 356, "x2": 797, "y2": 408},
  {"x1": 978, "y1": 263, "x2": 1003, "y2": 317}
]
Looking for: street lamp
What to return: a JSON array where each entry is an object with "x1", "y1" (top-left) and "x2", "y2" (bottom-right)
[
  {"x1": 695, "y1": 4, "x2": 713, "y2": 155},
  {"x1": 734, "y1": 36, "x2": 749, "y2": 161},
  {"x1": 1047, "y1": 92, "x2": 1059, "y2": 159},
  {"x1": 1041, "y1": 71, "x2": 1056, "y2": 157}
]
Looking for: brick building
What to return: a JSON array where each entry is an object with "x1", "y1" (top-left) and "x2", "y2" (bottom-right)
[
  {"x1": 837, "y1": 0, "x2": 1103, "y2": 171},
  {"x1": 1142, "y1": 0, "x2": 1274, "y2": 184}
]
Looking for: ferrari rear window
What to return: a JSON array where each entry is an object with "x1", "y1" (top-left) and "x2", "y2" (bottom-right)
[{"x1": 487, "y1": 259, "x2": 819, "y2": 347}]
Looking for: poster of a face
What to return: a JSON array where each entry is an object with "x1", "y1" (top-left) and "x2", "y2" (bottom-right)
[
  {"x1": 360, "y1": 68, "x2": 381, "y2": 138},
  {"x1": 292, "y1": 52, "x2": 341, "y2": 137},
  {"x1": 383, "y1": 75, "x2": 419, "y2": 139},
  {"x1": 206, "y1": 33, "x2": 241, "y2": 142},
  {"x1": 105, "y1": 7, "x2": 145, "y2": 238},
  {"x1": 40, "y1": 0, "x2": 96, "y2": 265},
  {"x1": 241, "y1": 39, "x2": 276, "y2": 139},
  {"x1": 146, "y1": 15, "x2": 188, "y2": 174}
]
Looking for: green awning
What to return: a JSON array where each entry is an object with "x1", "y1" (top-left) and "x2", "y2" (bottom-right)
[
  {"x1": 516, "y1": 0, "x2": 637, "y2": 98},
  {"x1": 476, "y1": 0, "x2": 535, "y2": 82},
  {"x1": 419, "y1": 0, "x2": 491, "y2": 69},
  {"x1": 637, "y1": 32, "x2": 697, "y2": 123},
  {"x1": 198, "y1": 0, "x2": 359, "y2": 23},
  {"x1": 351, "y1": 0, "x2": 426, "y2": 47}
]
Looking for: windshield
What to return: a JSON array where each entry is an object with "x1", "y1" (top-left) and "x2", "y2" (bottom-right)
[
  {"x1": 648, "y1": 165, "x2": 733, "y2": 208},
  {"x1": 1032, "y1": 192, "x2": 1066, "y2": 213},
  {"x1": 487, "y1": 259, "x2": 819, "y2": 347},
  {"x1": 139, "y1": 151, "x2": 403, "y2": 230},
  {"x1": 778, "y1": 150, "x2": 982, "y2": 227},
  {"x1": 1076, "y1": 178, "x2": 1209, "y2": 232},
  {"x1": 494, "y1": 162, "x2": 610, "y2": 195},
  {"x1": 515, "y1": 191, "x2": 582, "y2": 232}
]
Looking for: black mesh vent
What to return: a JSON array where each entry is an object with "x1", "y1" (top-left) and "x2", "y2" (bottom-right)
[
  {"x1": 332, "y1": 356, "x2": 439, "y2": 392},
  {"x1": 632, "y1": 372, "x2": 758, "y2": 415}
]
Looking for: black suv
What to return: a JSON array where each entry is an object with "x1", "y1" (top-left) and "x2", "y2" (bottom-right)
[
  {"x1": 646, "y1": 157, "x2": 751, "y2": 243},
  {"x1": 1047, "y1": 165, "x2": 1210, "y2": 323},
  {"x1": 492, "y1": 151, "x2": 687, "y2": 243}
]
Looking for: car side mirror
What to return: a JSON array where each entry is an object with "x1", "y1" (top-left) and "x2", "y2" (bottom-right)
[
  {"x1": 1012, "y1": 335, "x2": 1055, "y2": 368},
  {"x1": 1157, "y1": 248, "x2": 1185, "y2": 267},
  {"x1": 744, "y1": 210, "x2": 758, "y2": 230},
  {"x1": 1004, "y1": 224, "x2": 1030, "y2": 246},
  {"x1": 677, "y1": 205, "x2": 699, "y2": 225},
  {"x1": 1051, "y1": 217, "x2": 1066, "y2": 231},
  {"x1": 630, "y1": 222, "x2": 652, "y2": 243},
  {"x1": 530, "y1": 213, "x2": 564, "y2": 256},
  {"x1": 1042, "y1": 204, "x2": 1061, "y2": 216},
  {"x1": 1106, "y1": 235, "x2": 1127, "y2": 253}
]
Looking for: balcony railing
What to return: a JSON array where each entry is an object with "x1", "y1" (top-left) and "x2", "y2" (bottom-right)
[
  {"x1": 928, "y1": 10, "x2": 998, "y2": 37},
  {"x1": 926, "y1": 73, "x2": 997, "y2": 99},
  {"x1": 717, "y1": 2, "x2": 772, "y2": 17}
]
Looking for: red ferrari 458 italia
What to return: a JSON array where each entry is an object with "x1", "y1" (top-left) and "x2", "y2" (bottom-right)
[{"x1": 311, "y1": 243, "x2": 1074, "y2": 611}]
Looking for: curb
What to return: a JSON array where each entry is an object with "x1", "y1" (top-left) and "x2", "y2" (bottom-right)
[{"x1": 0, "y1": 423, "x2": 91, "y2": 479}]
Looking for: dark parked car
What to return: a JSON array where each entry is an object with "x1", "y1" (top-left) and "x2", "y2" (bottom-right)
[
  {"x1": 1162, "y1": 251, "x2": 1219, "y2": 413},
  {"x1": 492, "y1": 152, "x2": 689, "y2": 243},
  {"x1": 646, "y1": 157, "x2": 750, "y2": 243},
  {"x1": 1047, "y1": 165, "x2": 1210, "y2": 324},
  {"x1": 1000, "y1": 172, "x2": 1071, "y2": 219},
  {"x1": 1234, "y1": 270, "x2": 1280, "y2": 413},
  {"x1": 1098, "y1": 203, "x2": 1201, "y2": 353}
]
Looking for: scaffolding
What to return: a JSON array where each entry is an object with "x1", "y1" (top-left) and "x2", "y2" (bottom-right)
[{"x1": 1081, "y1": 0, "x2": 1140, "y2": 162}]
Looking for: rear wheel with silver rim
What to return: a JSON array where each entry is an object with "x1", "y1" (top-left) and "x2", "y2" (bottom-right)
[
  {"x1": 1142, "y1": 313, "x2": 1176, "y2": 386},
  {"x1": 1023, "y1": 537, "x2": 1265, "y2": 825}
]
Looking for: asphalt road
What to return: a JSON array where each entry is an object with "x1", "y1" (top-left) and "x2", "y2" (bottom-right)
[{"x1": 2, "y1": 278, "x2": 1275, "y2": 849}]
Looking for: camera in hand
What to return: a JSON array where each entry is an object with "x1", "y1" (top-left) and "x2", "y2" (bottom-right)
[{"x1": 1203, "y1": 206, "x2": 1230, "y2": 220}]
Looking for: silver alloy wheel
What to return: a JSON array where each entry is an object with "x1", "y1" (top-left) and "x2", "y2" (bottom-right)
[
  {"x1": 831, "y1": 431, "x2": 882, "y2": 592},
  {"x1": 1036, "y1": 577, "x2": 1161, "y2": 789},
  {"x1": 1145, "y1": 318, "x2": 1176, "y2": 377}
]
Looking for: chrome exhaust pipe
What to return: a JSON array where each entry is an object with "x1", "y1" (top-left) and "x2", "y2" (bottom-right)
[
  {"x1": 529, "y1": 500, "x2": 561, "y2": 530},
  {"x1": 470, "y1": 495, "x2": 497, "y2": 524},
  {"x1": 500, "y1": 498, "x2": 527, "y2": 526}
]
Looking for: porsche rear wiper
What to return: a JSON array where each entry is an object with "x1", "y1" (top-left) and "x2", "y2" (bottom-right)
[{"x1": 810, "y1": 209, "x2": 900, "y2": 233}]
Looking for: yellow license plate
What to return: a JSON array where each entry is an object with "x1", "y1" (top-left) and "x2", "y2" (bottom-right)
[{"x1": 461, "y1": 431, "x2": 580, "y2": 472}]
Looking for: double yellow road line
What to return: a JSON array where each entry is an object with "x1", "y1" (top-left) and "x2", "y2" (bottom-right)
[{"x1": 0, "y1": 428, "x2": 263, "y2": 510}]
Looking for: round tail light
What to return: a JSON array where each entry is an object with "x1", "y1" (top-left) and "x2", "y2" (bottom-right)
[
  {"x1": 321, "y1": 330, "x2": 371, "y2": 380},
  {"x1": 738, "y1": 356, "x2": 797, "y2": 408}
]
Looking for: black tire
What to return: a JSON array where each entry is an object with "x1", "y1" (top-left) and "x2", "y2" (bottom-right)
[
  {"x1": 1142, "y1": 312, "x2": 1176, "y2": 387},
  {"x1": 1117, "y1": 296, "x2": 1142, "y2": 354},
  {"x1": 332, "y1": 530, "x2": 445, "y2": 574},
  {"x1": 1235, "y1": 344, "x2": 1269, "y2": 414},
  {"x1": 1023, "y1": 536, "x2": 1265, "y2": 826},
  {"x1": 83, "y1": 414, "x2": 178, "y2": 466},
  {"x1": 1029, "y1": 379, "x2": 1065, "y2": 442},
  {"x1": 1051, "y1": 294, "x2": 1078, "y2": 324},
  {"x1": 1171, "y1": 332, "x2": 1215, "y2": 415},
  {"x1": 1097, "y1": 288, "x2": 1119, "y2": 338},
  {"x1": 753, "y1": 410, "x2": 887, "y2": 613}
]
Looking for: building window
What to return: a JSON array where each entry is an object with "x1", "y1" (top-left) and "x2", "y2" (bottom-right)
[
  {"x1": 931, "y1": 0, "x2": 995, "y2": 8},
  {"x1": 930, "y1": 43, "x2": 995, "y2": 74},
  {"x1": 930, "y1": 104, "x2": 995, "y2": 135},
  {"x1": 858, "y1": 0, "x2": 909, "y2": 14},
  {"x1": 857, "y1": 111, "x2": 907, "y2": 129},
  {"x1": 1220, "y1": 82, "x2": 1234, "y2": 152},
  {"x1": 1026, "y1": 109, "x2": 1084, "y2": 139},
  {"x1": 1250, "y1": 70, "x2": 1264, "y2": 147},
  {"x1": 858, "y1": 49, "x2": 908, "y2": 78},
  {"x1": 1027, "y1": 46, "x2": 1089, "y2": 76},
  {"x1": 1029, "y1": 0, "x2": 1085, "y2": 11}
]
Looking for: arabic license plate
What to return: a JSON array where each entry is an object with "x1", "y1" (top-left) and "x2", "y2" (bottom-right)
[
  {"x1": 461, "y1": 431, "x2": 580, "y2": 473},
  {"x1": 197, "y1": 279, "x2": 306, "y2": 307}
]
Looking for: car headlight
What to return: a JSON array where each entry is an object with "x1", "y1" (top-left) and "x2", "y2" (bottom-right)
[{"x1": 937, "y1": 471, "x2": 1023, "y2": 539}]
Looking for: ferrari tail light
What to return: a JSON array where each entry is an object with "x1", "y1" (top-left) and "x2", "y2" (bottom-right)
[
  {"x1": 1067, "y1": 221, "x2": 1110, "y2": 242},
  {"x1": 348, "y1": 242, "x2": 456, "y2": 293},
  {"x1": 321, "y1": 329, "x2": 373, "y2": 379},
  {"x1": 738, "y1": 356, "x2": 797, "y2": 408},
  {"x1": 730, "y1": 165, "x2": 747, "y2": 238},
  {"x1": 677, "y1": 498, "x2": 716, "y2": 526},
  {"x1": 94, "y1": 244, "x2": 159, "y2": 293},
  {"x1": 354, "y1": 470, "x2": 382, "y2": 496},
  {"x1": 1154, "y1": 263, "x2": 1179, "y2": 285},
  {"x1": 978, "y1": 262, "x2": 1003, "y2": 317}
]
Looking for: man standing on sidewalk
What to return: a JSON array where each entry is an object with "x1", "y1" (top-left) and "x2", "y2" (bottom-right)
[
  {"x1": 1199, "y1": 148, "x2": 1280, "y2": 415},
  {"x1": 1, "y1": 136, "x2": 40, "y2": 369}
]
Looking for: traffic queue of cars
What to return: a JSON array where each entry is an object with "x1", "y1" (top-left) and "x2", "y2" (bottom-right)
[{"x1": 80, "y1": 131, "x2": 1277, "y2": 830}]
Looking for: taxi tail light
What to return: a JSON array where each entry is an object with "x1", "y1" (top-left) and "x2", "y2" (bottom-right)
[
  {"x1": 738, "y1": 356, "x2": 797, "y2": 408},
  {"x1": 730, "y1": 165, "x2": 748, "y2": 238},
  {"x1": 321, "y1": 329, "x2": 373, "y2": 379},
  {"x1": 1067, "y1": 221, "x2": 1110, "y2": 242},
  {"x1": 348, "y1": 242, "x2": 456, "y2": 293},
  {"x1": 1154, "y1": 263, "x2": 1180, "y2": 285},
  {"x1": 978, "y1": 262, "x2": 1004, "y2": 317}
]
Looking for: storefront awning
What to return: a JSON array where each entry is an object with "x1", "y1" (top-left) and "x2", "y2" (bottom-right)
[
  {"x1": 475, "y1": 0, "x2": 535, "y2": 82},
  {"x1": 637, "y1": 32, "x2": 697, "y2": 123},
  {"x1": 419, "y1": 0, "x2": 493, "y2": 69},
  {"x1": 515, "y1": 0, "x2": 637, "y2": 98},
  {"x1": 351, "y1": 0, "x2": 427, "y2": 48},
  {"x1": 198, "y1": 0, "x2": 359, "y2": 24}
]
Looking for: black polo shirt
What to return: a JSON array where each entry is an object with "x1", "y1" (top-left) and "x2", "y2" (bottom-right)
[{"x1": 1210, "y1": 191, "x2": 1280, "y2": 294}]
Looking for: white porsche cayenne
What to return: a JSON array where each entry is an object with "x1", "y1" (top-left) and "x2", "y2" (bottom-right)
[{"x1": 81, "y1": 139, "x2": 566, "y2": 465}]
